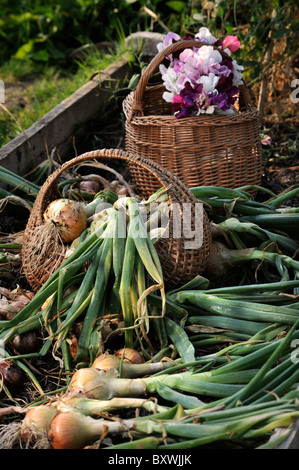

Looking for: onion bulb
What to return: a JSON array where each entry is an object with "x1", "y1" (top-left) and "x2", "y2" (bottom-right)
[
  {"x1": 0, "y1": 360, "x2": 25, "y2": 392},
  {"x1": 204, "y1": 241, "x2": 255, "y2": 281},
  {"x1": 43, "y1": 198, "x2": 87, "y2": 243},
  {"x1": 90, "y1": 353, "x2": 172, "y2": 378},
  {"x1": 78, "y1": 180, "x2": 101, "y2": 195},
  {"x1": 21, "y1": 405, "x2": 57, "y2": 444},
  {"x1": 91, "y1": 353, "x2": 120, "y2": 372},
  {"x1": 48, "y1": 411, "x2": 131, "y2": 449},
  {"x1": 11, "y1": 330, "x2": 41, "y2": 354},
  {"x1": 115, "y1": 348, "x2": 144, "y2": 364},
  {"x1": 69, "y1": 367, "x2": 147, "y2": 399}
]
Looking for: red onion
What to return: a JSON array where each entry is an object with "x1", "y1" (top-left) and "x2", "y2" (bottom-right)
[{"x1": 0, "y1": 360, "x2": 26, "y2": 392}]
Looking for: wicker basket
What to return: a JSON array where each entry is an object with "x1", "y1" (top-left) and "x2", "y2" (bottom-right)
[
  {"x1": 123, "y1": 39, "x2": 262, "y2": 194},
  {"x1": 22, "y1": 148, "x2": 212, "y2": 292}
]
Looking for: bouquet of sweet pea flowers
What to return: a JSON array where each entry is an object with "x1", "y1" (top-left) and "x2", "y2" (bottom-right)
[{"x1": 157, "y1": 27, "x2": 245, "y2": 118}]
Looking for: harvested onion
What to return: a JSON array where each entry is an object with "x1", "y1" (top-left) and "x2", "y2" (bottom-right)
[
  {"x1": 69, "y1": 367, "x2": 147, "y2": 399},
  {"x1": 204, "y1": 241, "x2": 257, "y2": 281},
  {"x1": 48, "y1": 411, "x2": 132, "y2": 449},
  {"x1": 91, "y1": 353, "x2": 120, "y2": 372},
  {"x1": 78, "y1": 180, "x2": 101, "y2": 195},
  {"x1": 21, "y1": 405, "x2": 57, "y2": 443},
  {"x1": 0, "y1": 360, "x2": 25, "y2": 392},
  {"x1": 11, "y1": 330, "x2": 41, "y2": 354},
  {"x1": 115, "y1": 348, "x2": 144, "y2": 364},
  {"x1": 43, "y1": 198, "x2": 87, "y2": 243}
]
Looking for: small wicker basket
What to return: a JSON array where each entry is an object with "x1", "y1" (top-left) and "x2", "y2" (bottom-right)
[
  {"x1": 22, "y1": 148, "x2": 212, "y2": 292},
  {"x1": 123, "y1": 39, "x2": 262, "y2": 194}
]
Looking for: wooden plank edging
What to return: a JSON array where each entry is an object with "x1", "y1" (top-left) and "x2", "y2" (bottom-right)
[{"x1": 0, "y1": 58, "x2": 129, "y2": 176}]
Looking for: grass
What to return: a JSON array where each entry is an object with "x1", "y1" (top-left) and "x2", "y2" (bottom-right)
[{"x1": 0, "y1": 44, "x2": 129, "y2": 148}]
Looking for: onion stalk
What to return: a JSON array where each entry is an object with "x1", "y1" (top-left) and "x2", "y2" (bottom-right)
[
  {"x1": 204, "y1": 240, "x2": 299, "y2": 282},
  {"x1": 91, "y1": 354, "x2": 172, "y2": 377}
]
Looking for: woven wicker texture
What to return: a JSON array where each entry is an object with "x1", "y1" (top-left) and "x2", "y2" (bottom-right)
[
  {"x1": 22, "y1": 148, "x2": 211, "y2": 292},
  {"x1": 123, "y1": 39, "x2": 262, "y2": 193}
]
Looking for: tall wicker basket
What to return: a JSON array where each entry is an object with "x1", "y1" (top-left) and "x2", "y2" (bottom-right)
[
  {"x1": 22, "y1": 148, "x2": 212, "y2": 292},
  {"x1": 123, "y1": 39, "x2": 262, "y2": 194}
]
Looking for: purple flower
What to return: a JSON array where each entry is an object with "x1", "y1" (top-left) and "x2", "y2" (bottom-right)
[
  {"x1": 172, "y1": 81, "x2": 203, "y2": 118},
  {"x1": 173, "y1": 58, "x2": 185, "y2": 73},
  {"x1": 214, "y1": 39, "x2": 223, "y2": 49},
  {"x1": 220, "y1": 57, "x2": 234, "y2": 71},
  {"x1": 216, "y1": 73, "x2": 234, "y2": 91},
  {"x1": 261, "y1": 135, "x2": 271, "y2": 146},
  {"x1": 209, "y1": 92, "x2": 230, "y2": 110},
  {"x1": 209, "y1": 86, "x2": 239, "y2": 111},
  {"x1": 163, "y1": 32, "x2": 181, "y2": 47},
  {"x1": 208, "y1": 63, "x2": 231, "y2": 77}
]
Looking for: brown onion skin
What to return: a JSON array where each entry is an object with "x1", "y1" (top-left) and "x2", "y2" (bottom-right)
[
  {"x1": 91, "y1": 353, "x2": 120, "y2": 371},
  {"x1": 78, "y1": 180, "x2": 101, "y2": 195},
  {"x1": 48, "y1": 412, "x2": 90, "y2": 449},
  {"x1": 11, "y1": 330, "x2": 41, "y2": 354},
  {"x1": 21, "y1": 405, "x2": 57, "y2": 442},
  {"x1": 115, "y1": 348, "x2": 144, "y2": 364},
  {"x1": 43, "y1": 199, "x2": 87, "y2": 243},
  {"x1": 0, "y1": 360, "x2": 26, "y2": 392}
]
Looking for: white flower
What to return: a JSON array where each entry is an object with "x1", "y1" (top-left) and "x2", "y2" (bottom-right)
[
  {"x1": 159, "y1": 65, "x2": 180, "y2": 96},
  {"x1": 232, "y1": 59, "x2": 244, "y2": 86},
  {"x1": 157, "y1": 42, "x2": 165, "y2": 53},
  {"x1": 196, "y1": 103, "x2": 215, "y2": 115},
  {"x1": 205, "y1": 106, "x2": 215, "y2": 114},
  {"x1": 195, "y1": 45, "x2": 223, "y2": 67},
  {"x1": 198, "y1": 73, "x2": 219, "y2": 94},
  {"x1": 162, "y1": 91, "x2": 175, "y2": 103},
  {"x1": 195, "y1": 27, "x2": 217, "y2": 44}
]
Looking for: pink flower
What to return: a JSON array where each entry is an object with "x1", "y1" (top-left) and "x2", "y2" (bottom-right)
[
  {"x1": 261, "y1": 135, "x2": 271, "y2": 146},
  {"x1": 222, "y1": 35, "x2": 240, "y2": 52},
  {"x1": 172, "y1": 94, "x2": 184, "y2": 105},
  {"x1": 179, "y1": 49, "x2": 195, "y2": 62},
  {"x1": 173, "y1": 59, "x2": 185, "y2": 73}
]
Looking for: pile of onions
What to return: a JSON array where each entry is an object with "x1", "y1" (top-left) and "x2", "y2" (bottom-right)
[
  {"x1": 8, "y1": 392, "x2": 165, "y2": 449},
  {"x1": 43, "y1": 198, "x2": 88, "y2": 243}
]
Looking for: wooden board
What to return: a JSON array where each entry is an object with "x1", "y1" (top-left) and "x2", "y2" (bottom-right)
[{"x1": 0, "y1": 58, "x2": 130, "y2": 177}]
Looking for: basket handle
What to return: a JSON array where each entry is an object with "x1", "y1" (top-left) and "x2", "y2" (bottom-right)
[
  {"x1": 31, "y1": 148, "x2": 197, "y2": 223},
  {"x1": 129, "y1": 39, "x2": 252, "y2": 118}
]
